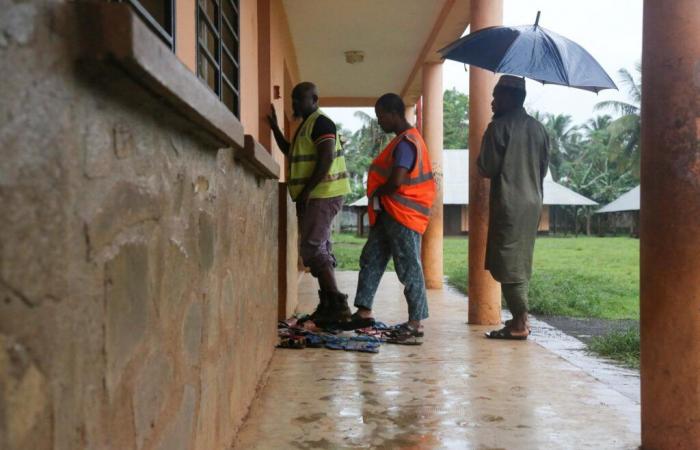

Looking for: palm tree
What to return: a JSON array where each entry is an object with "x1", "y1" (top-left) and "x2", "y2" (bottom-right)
[
  {"x1": 582, "y1": 115, "x2": 613, "y2": 136},
  {"x1": 594, "y1": 64, "x2": 641, "y2": 177},
  {"x1": 595, "y1": 64, "x2": 641, "y2": 116},
  {"x1": 542, "y1": 113, "x2": 579, "y2": 180},
  {"x1": 342, "y1": 111, "x2": 389, "y2": 201}
]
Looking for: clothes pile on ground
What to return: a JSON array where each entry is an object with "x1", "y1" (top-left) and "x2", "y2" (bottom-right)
[{"x1": 277, "y1": 315, "x2": 417, "y2": 353}]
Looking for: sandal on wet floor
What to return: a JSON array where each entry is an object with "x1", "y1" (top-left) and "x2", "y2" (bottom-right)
[
  {"x1": 384, "y1": 323, "x2": 424, "y2": 345},
  {"x1": 277, "y1": 335, "x2": 306, "y2": 349},
  {"x1": 504, "y1": 319, "x2": 532, "y2": 333},
  {"x1": 485, "y1": 327, "x2": 529, "y2": 340}
]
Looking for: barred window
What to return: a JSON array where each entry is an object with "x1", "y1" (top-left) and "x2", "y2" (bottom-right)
[
  {"x1": 121, "y1": 0, "x2": 176, "y2": 50},
  {"x1": 197, "y1": 0, "x2": 241, "y2": 117}
]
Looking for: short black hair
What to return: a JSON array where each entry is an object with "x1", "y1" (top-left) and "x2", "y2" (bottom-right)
[
  {"x1": 292, "y1": 81, "x2": 318, "y2": 99},
  {"x1": 496, "y1": 86, "x2": 527, "y2": 107},
  {"x1": 375, "y1": 93, "x2": 405, "y2": 116}
]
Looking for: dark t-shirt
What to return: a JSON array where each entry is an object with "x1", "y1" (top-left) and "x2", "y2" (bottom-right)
[
  {"x1": 310, "y1": 115, "x2": 336, "y2": 144},
  {"x1": 392, "y1": 139, "x2": 417, "y2": 171}
]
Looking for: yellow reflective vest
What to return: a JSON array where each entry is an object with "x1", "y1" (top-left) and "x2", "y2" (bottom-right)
[{"x1": 288, "y1": 109, "x2": 350, "y2": 200}]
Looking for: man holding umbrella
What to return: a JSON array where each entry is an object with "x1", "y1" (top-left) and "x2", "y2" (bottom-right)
[
  {"x1": 439, "y1": 13, "x2": 615, "y2": 339},
  {"x1": 477, "y1": 75, "x2": 549, "y2": 340}
]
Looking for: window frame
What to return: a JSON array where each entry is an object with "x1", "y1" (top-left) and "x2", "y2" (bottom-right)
[
  {"x1": 196, "y1": 0, "x2": 241, "y2": 118},
  {"x1": 121, "y1": 0, "x2": 176, "y2": 50}
]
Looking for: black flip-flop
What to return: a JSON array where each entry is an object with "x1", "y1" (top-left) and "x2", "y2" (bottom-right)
[
  {"x1": 485, "y1": 327, "x2": 529, "y2": 340},
  {"x1": 504, "y1": 319, "x2": 532, "y2": 333}
]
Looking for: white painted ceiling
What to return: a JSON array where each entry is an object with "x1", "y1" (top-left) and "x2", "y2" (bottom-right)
[{"x1": 282, "y1": 0, "x2": 470, "y2": 102}]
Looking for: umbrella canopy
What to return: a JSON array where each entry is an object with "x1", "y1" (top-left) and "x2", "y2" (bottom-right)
[{"x1": 439, "y1": 14, "x2": 617, "y2": 93}]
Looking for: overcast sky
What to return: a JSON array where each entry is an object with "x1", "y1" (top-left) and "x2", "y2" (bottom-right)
[{"x1": 326, "y1": 0, "x2": 643, "y2": 133}]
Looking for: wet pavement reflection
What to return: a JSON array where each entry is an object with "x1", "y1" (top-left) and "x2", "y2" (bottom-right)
[{"x1": 234, "y1": 272, "x2": 639, "y2": 449}]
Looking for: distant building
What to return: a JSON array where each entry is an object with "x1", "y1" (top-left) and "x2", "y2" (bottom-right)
[
  {"x1": 349, "y1": 150, "x2": 597, "y2": 235},
  {"x1": 595, "y1": 185, "x2": 640, "y2": 236}
]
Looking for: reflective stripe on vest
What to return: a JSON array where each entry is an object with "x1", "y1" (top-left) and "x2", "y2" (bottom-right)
[
  {"x1": 288, "y1": 109, "x2": 351, "y2": 200},
  {"x1": 368, "y1": 161, "x2": 435, "y2": 185},
  {"x1": 389, "y1": 193, "x2": 431, "y2": 215},
  {"x1": 287, "y1": 172, "x2": 349, "y2": 186},
  {"x1": 291, "y1": 149, "x2": 345, "y2": 163}
]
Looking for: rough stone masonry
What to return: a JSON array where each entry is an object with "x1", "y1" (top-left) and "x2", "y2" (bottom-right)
[{"x1": 0, "y1": 2, "x2": 280, "y2": 449}]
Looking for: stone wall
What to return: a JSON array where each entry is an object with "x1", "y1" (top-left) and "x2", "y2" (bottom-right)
[{"x1": 0, "y1": 3, "x2": 280, "y2": 449}]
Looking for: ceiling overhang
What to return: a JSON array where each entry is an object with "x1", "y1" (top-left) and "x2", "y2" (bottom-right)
[{"x1": 282, "y1": 0, "x2": 471, "y2": 107}]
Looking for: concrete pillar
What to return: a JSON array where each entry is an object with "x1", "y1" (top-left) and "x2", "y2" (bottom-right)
[
  {"x1": 640, "y1": 1, "x2": 700, "y2": 447},
  {"x1": 421, "y1": 62, "x2": 444, "y2": 289},
  {"x1": 416, "y1": 97, "x2": 423, "y2": 133},
  {"x1": 467, "y1": 0, "x2": 502, "y2": 325},
  {"x1": 405, "y1": 104, "x2": 416, "y2": 127}
]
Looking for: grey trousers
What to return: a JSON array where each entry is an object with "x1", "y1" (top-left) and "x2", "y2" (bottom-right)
[
  {"x1": 502, "y1": 281, "x2": 529, "y2": 318},
  {"x1": 298, "y1": 196, "x2": 344, "y2": 277}
]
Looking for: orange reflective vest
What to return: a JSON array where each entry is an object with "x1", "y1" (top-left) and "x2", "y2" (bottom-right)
[{"x1": 366, "y1": 128, "x2": 436, "y2": 234}]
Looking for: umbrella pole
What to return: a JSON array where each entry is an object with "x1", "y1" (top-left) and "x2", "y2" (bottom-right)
[{"x1": 534, "y1": 11, "x2": 541, "y2": 29}]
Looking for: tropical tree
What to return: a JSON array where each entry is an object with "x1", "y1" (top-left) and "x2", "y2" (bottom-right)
[
  {"x1": 557, "y1": 113, "x2": 637, "y2": 235},
  {"x1": 342, "y1": 111, "x2": 389, "y2": 201},
  {"x1": 594, "y1": 63, "x2": 641, "y2": 178},
  {"x1": 443, "y1": 88, "x2": 469, "y2": 149},
  {"x1": 540, "y1": 113, "x2": 580, "y2": 180}
]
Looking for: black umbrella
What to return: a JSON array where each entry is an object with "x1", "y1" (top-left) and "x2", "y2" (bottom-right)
[{"x1": 439, "y1": 12, "x2": 617, "y2": 93}]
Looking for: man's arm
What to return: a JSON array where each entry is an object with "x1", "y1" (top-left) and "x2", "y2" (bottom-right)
[
  {"x1": 477, "y1": 123, "x2": 505, "y2": 179},
  {"x1": 267, "y1": 104, "x2": 290, "y2": 155},
  {"x1": 372, "y1": 167, "x2": 409, "y2": 197}
]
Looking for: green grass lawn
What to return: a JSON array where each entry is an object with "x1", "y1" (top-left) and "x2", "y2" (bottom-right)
[
  {"x1": 589, "y1": 327, "x2": 640, "y2": 369},
  {"x1": 333, "y1": 233, "x2": 639, "y2": 320}
]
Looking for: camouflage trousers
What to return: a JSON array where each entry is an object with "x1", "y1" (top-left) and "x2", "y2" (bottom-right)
[{"x1": 354, "y1": 212, "x2": 429, "y2": 321}]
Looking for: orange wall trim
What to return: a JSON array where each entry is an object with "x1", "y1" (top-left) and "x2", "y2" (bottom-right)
[{"x1": 175, "y1": 0, "x2": 197, "y2": 72}]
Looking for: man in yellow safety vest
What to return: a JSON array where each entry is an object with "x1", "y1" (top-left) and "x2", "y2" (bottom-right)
[{"x1": 268, "y1": 82, "x2": 352, "y2": 326}]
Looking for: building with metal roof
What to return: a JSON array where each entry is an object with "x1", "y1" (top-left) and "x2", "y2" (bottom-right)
[{"x1": 596, "y1": 185, "x2": 640, "y2": 213}]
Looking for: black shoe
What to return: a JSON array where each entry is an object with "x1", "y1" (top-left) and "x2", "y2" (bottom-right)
[
  {"x1": 309, "y1": 290, "x2": 328, "y2": 323},
  {"x1": 316, "y1": 292, "x2": 351, "y2": 326}
]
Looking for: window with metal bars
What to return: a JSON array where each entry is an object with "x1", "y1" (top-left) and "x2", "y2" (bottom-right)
[
  {"x1": 197, "y1": 0, "x2": 240, "y2": 117},
  {"x1": 119, "y1": 0, "x2": 176, "y2": 50}
]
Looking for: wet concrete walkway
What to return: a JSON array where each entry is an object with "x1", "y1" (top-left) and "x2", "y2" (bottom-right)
[{"x1": 234, "y1": 272, "x2": 640, "y2": 449}]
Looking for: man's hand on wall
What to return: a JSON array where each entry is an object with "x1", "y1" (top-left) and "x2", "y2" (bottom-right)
[{"x1": 267, "y1": 104, "x2": 280, "y2": 131}]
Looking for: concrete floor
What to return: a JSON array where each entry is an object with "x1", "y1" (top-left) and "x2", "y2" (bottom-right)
[{"x1": 234, "y1": 272, "x2": 640, "y2": 450}]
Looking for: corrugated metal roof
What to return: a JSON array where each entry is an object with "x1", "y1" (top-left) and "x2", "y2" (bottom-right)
[
  {"x1": 350, "y1": 150, "x2": 597, "y2": 207},
  {"x1": 596, "y1": 185, "x2": 640, "y2": 213}
]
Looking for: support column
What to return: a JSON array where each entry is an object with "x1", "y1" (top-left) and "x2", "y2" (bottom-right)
[
  {"x1": 467, "y1": 0, "x2": 502, "y2": 324},
  {"x1": 405, "y1": 104, "x2": 417, "y2": 127},
  {"x1": 421, "y1": 62, "x2": 444, "y2": 289},
  {"x1": 640, "y1": 1, "x2": 700, "y2": 447}
]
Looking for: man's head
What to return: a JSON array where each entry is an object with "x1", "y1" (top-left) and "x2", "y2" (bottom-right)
[
  {"x1": 375, "y1": 93, "x2": 406, "y2": 133},
  {"x1": 491, "y1": 75, "x2": 526, "y2": 118},
  {"x1": 292, "y1": 82, "x2": 319, "y2": 118}
]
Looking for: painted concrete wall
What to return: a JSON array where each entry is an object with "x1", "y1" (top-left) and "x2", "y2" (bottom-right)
[{"x1": 0, "y1": 2, "x2": 292, "y2": 449}]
